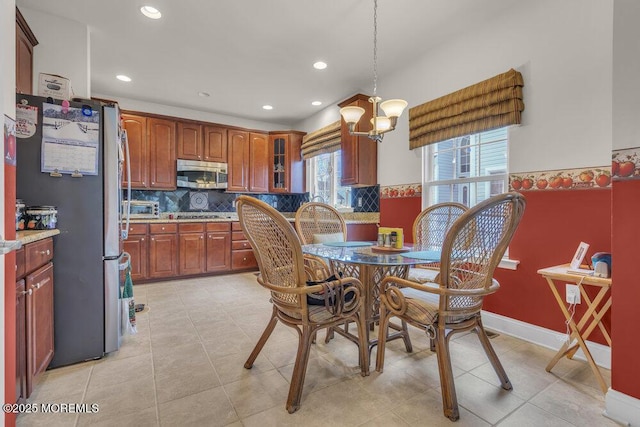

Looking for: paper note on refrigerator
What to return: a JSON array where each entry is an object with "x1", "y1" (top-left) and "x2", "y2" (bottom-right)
[{"x1": 40, "y1": 102, "x2": 100, "y2": 175}]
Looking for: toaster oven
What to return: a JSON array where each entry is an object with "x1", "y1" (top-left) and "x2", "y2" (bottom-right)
[{"x1": 122, "y1": 200, "x2": 160, "y2": 219}]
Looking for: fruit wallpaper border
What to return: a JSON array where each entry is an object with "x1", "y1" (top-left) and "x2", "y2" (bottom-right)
[
  {"x1": 380, "y1": 183, "x2": 421, "y2": 198},
  {"x1": 612, "y1": 147, "x2": 640, "y2": 181},
  {"x1": 509, "y1": 166, "x2": 611, "y2": 191}
]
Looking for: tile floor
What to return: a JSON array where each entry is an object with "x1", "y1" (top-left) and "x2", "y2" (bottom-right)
[{"x1": 18, "y1": 272, "x2": 619, "y2": 426}]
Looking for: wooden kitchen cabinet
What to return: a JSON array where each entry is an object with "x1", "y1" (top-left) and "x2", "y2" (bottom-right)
[
  {"x1": 178, "y1": 123, "x2": 228, "y2": 163},
  {"x1": 178, "y1": 223, "x2": 206, "y2": 276},
  {"x1": 338, "y1": 94, "x2": 377, "y2": 186},
  {"x1": 122, "y1": 114, "x2": 176, "y2": 190},
  {"x1": 15, "y1": 7, "x2": 38, "y2": 95},
  {"x1": 148, "y1": 118, "x2": 177, "y2": 189},
  {"x1": 227, "y1": 130, "x2": 269, "y2": 192},
  {"x1": 206, "y1": 222, "x2": 231, "y2": 272},
  {"x1": 269, "y1": 131, "x2": 306, "y2": 193},
  {"x1": 231, "y1": 222, "x2": 258, "y2": 270},
  {"x1": 122, "y1": 114, "x2": 149, "y2": 189},
  {"x1": 177, "y1": 122, "x2": 203, "y2": 160},
  {"x1": 15, "y1": 237, "x2": 55, "y2": 401},
  {"x1": 123, "y1": 223, "x2": 149, "y2": 282},
  {"x1": 203, "y1": 125, "x2": 228, "y2": 163},
  {"x1": 16, "y1": 279, "x2": 27, "y2": 403},
  {"x1": 149, "y1": 223, "x2": 178, "y2": 279},
  {"x1": 26, "y1": 262, "x2": 54, "y2": 398}
]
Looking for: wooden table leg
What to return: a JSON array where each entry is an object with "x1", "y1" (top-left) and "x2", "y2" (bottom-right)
[{"x1": 543, "y1": 277, "x2": 610, "y2": 393}]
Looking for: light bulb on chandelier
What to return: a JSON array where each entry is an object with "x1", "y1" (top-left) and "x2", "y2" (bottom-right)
[{"x1": 339, "y1": 0, "x2": 407, "y2": 143}]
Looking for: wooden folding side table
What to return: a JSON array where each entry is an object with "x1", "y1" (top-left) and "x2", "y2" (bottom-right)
[{"x1": 537, "y1": 264, "x2": 612, "y2": 393}]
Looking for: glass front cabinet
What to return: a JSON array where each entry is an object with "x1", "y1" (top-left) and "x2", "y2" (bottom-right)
[{"x1": 269, "y1": 131, "x2": 306, "y2": 193}]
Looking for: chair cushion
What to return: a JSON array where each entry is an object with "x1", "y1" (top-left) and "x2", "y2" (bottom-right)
[
  {"x1": 407, "y1": 267, "x2": 439, "y2": 283},
  {"x1": 312, "y1": 232, "x2": 345, "y2": 244},
  {"x1": 400, "y1": 286, "x2": 440, "y2": 325}
]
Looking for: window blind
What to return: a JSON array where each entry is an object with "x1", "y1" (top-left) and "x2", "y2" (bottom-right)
[
  {"x1": 409, "y1": 69, "x2": 524, "y2": 150},
  {"x1": 301, "y1": 120, "x2": 341, "y2": 160}
]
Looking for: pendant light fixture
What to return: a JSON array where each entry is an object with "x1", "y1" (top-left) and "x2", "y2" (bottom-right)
[{"x1": 339, "y1": 0, "x2": 408, "y2": 143}]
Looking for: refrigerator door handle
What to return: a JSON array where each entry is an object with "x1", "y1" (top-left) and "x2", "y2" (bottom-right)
[{"x1": 120, "y1": 129, "x2": 131, "y2": 240}]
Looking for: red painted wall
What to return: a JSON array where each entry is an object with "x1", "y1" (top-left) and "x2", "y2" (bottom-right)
[
  {"x1": 611, "y1": 179, "x2": 640, "y2": 399},
  {"x1": 380, "y1": 189, "x2": 612, "y2": 344},
  {"x1": 4, "y1": 162, "x2": 17, "y2": 427},
  {"x1": 379, "y1": 196, "x2": 421, "y2": 244}
]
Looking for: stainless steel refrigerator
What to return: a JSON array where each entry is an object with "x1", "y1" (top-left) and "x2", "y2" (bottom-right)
[{"x1": 16, "y1": 93, "x2": 128, "y2": 367}]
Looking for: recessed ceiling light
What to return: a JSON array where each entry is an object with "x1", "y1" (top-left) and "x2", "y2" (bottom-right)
[
  {"x1": 262, "y1": 105, "x2": 273, "y2": 110},
  {"x1": 198, "y1": 92, "x2": 210, "y2": 97},
  {"x1": 311, "y1": 101, "x2": 322, "y2": 106},
  {"x1": 116, "y1": 75, "x2": 132, "y2": 82},
  {"x1": 313, "y1": 61, "x2": 327, "y2": 70},
  {"x1": 140, "y1": 6, "x2": 162, "y2": 19}
]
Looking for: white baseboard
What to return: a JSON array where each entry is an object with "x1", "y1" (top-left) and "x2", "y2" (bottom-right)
[
  {"x1": 604, "y1": 388, "x2": 640, "y2": 426},
  {"x1": 481, "y1": 310, "x2": 611, "y2": 369}
]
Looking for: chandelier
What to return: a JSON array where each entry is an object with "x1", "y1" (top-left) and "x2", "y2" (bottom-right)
[{"x1": 339, "y1": 0, "x2": 408, "y2": 143}]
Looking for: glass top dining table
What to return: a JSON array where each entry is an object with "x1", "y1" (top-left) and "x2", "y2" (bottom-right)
[{"x1": 301, "y1": 242, "x2": 441, "y2": 361}]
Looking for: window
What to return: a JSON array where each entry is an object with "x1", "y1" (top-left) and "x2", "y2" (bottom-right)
[
  {"x1": 307, "y1": 151, "x2": 351, "y2": 208},
  {"x1": 423, "y1": 127, "x2": 508, "y2": 208}
]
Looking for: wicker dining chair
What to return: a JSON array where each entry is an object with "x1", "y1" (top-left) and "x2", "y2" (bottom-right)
[
  {"x1": 376, "y1": 192, "x2": 526, "y2": 421},
  {"x1": 294, "y1": 202, "x2": 347, "y2": 245},
  {"x1": 407, "y1": 202, "x2": 468, "y2": 284},
  {"x1": 236, "y1": 195, "x2": 369, "y2": 413}
]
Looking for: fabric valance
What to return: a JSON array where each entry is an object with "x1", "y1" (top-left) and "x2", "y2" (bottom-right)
[
  {"x1": 409, "y1": 68, "x2": 524, "y2": 149},
  {"x1": 301, "y1": 120, "x2": 341, "y2": 160}
]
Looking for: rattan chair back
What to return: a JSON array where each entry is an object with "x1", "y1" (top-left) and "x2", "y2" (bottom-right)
[
  {"x1": 413, "y1": 202, "x2": 467, "y2": 251},
  {"x1": 438, "y1": 192, "x2": 526, "y2": 320},
  {"x1": 294, "y1": 202, "x2": 347, "y2": 245},
  {"x1": 236, "y1": 196, "x2": 307, "y2": 313}
]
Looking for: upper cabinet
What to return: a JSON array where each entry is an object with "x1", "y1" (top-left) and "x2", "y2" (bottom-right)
[
  {"x1": 122, "y1": 113, "x2": 176, "y2": 190},
  {"x1": 269, "y1": 131, "x2": 306, "y2": 193},
  {"x1": 177, "y1": 123, "x2": 228, "y2": 163},
  {"x1": 15, "y1": 7, "x2": 39, "y2": 95},
  {"x1": 338, "y1": 94, "x2": 377, "y2": 186},
  {"x1": 228, "y1": 130, "x2": 268, "y2": 192},
  {"x1": 203, "y1": 125, "x2": 228, "y2": 163}
]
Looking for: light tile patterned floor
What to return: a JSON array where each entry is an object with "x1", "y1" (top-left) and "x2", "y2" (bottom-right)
[{"x1": 18, "y1": 273, "x2": 619, "y2": 426}]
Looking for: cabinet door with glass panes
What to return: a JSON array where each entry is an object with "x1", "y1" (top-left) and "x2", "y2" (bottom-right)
[{"x1": 269, "y1": 132, "x2": 305, "y2": 193}]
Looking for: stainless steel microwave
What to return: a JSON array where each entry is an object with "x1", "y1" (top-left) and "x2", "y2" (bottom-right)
[{"x1": 176, "y1": 159, "x2": 228, "y2": 189}]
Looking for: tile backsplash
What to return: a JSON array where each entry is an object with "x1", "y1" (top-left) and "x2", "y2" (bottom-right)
[{"x1": 129, "y1": 185, "x2": 380, "y2": 213}]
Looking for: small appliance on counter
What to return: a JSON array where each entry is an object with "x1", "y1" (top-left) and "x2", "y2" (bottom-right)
[
  {"x1": 15, "y1": 199, "x2": 25, "y2": 230},
  {"x1": 122, "y1": 200, "x2": 159, "y2": 219}
]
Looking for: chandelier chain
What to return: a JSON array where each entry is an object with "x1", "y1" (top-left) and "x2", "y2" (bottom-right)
[{"x1": 373, "y1": 0, "x2": 378, "y2": 96}]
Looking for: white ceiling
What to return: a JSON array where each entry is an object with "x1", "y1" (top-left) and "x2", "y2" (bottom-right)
[{"x1": 17, "y1": 0, "x2": 516, "y2": 127}]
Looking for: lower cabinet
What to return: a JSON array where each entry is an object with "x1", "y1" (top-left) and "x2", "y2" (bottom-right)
[
  {"x1": 123, "y1": 224, "x2": 149, "y2": 282},
  {"x1": 179, "y1": 223, "x2": 206, "y2": 276},
  {"x1": 149, "y1": 223, "x2": 179, "y2": 279},
  {"x1": 26, "y1": 263, "x2": 55, "y2": 397},
  {"x1": 232, "y1": 222, "x2": 258, "y2": 270},
  {"x1": 206, "y1": 222, "x2": 231, "y2": 272},
  {"x1": 15, "y1": 238, "x2": 55, "y2": 402}
]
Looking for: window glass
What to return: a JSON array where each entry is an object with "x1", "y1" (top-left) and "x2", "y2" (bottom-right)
[
  {"x1": 424, "y1": 127, "x2": 508, "y2": 208},
  {"x1": 308, "y1": 151, "x2": 351, "y2": 208}
]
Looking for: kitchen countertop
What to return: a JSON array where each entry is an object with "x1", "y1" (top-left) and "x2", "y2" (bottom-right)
[
  {"x1": 128, "y1": 212, "x2": 380, "y2": 225},
  {"x1": 16, "y1": 229, "x2": 60, "y2": 244}
]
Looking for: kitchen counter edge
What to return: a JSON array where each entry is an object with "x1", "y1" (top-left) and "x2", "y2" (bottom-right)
[{"x1": 16, "y1": 229, "x2": 60, "y2": 244}]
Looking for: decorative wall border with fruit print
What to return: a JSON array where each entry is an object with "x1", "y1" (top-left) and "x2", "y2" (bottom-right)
[
  {"x1": 612, "y1": 147, "x2": 640, "y2": 181},
  {"x1": 509, "y1": 166, "x2": 611, "y2": 191},
  {"x1": 380, "y1": 183, "x2": 422, "y2": 198}
]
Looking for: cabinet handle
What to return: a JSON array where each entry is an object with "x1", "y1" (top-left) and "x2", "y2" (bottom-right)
[
  {"x1": 40, "y1": 250, "x2": 50, "y2": 256},
  {"x1": 151, "y1": 181, "x2": 155, "y2": 185},
  {"x1": 25, "y1": 289, "x2": 32, "y2": 296},
  {"x1": 141, "y1": 238, "x2": 145, "y2": 241},
  {"x1": 243, "y1": 257, "x2": 247, "y2": 262},
  {"x1": 31, "y1": 282, "x2": 41, "y2": 290},
  {"x1": 151, "y1": 237, "x2": 154, "y2": 241},
  {"x1": 200, "y1": 236, "x2": 204, "y2": 239}
]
